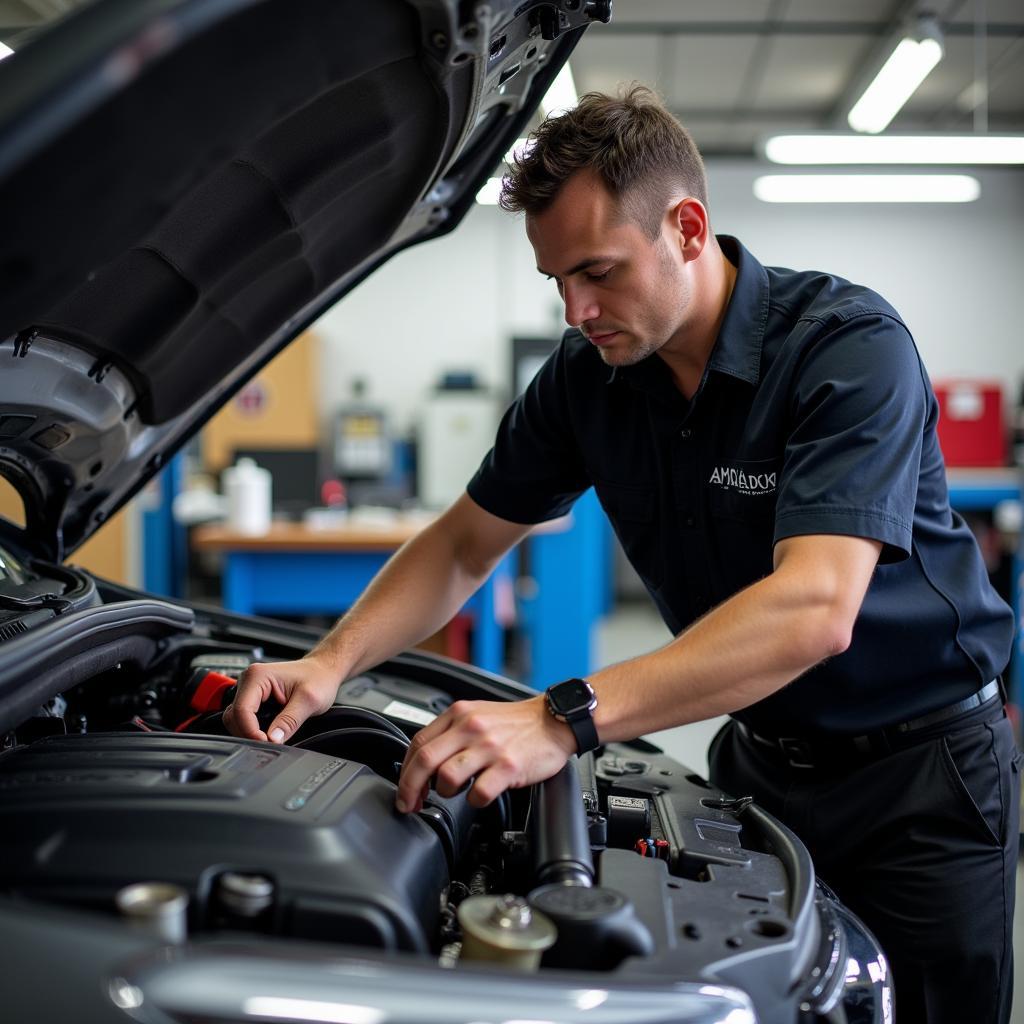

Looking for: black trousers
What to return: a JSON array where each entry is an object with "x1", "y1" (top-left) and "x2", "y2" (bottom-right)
[{"x1": 708, "y1": 710, "x2": 1021, "y2": 1024}]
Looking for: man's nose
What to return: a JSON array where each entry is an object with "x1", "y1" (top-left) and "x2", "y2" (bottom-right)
[{"x1": 563, "y1": 283, "x2": 600, "y2": 328}]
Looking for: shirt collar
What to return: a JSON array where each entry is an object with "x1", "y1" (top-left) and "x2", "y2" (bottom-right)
[{"x1": 706, "y1": 235, "x2": 768, "y2": 386}]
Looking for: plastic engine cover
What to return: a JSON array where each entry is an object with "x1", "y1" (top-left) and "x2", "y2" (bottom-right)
[{"x1": 0, "y1": 733, "x2": 449, "y2": 951}]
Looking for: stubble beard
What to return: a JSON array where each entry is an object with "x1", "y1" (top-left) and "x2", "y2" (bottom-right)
[
  {"x1": 592, "y1": 330, "x2": 662, "y2": 367},
  {"x1": 591, "y1": 239, "x2": 691, "y2": 367}
]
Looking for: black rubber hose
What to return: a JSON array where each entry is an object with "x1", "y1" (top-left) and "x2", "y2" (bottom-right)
[{"x1": 530, "y1": 758, "x2": 594, "y2": 888}]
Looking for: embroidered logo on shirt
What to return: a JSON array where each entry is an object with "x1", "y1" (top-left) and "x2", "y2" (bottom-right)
[{"x1": 708, "y1": 464, "x2": 777, "y2": 497}]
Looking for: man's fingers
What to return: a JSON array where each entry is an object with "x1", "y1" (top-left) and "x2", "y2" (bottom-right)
[
  {"x1": 432, "y1": 747, "x2": 490, "y2": 800},
  {"x1": 265, "y1": 686, "x2": 325, "y2": 744},
  {"x1": 224, "y1": 670, "x2": 274, "y2": 740},
  {"x1": 466, "y1": 761, "x2": 516, "y2": 808},
  {"x1": 396, "y1": 724, "x2": 464, "y2": 812}
]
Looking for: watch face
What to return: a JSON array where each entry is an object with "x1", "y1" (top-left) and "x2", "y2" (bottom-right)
[{"x1": 549, "y1": 679, "x2": 594, "y2": 716}]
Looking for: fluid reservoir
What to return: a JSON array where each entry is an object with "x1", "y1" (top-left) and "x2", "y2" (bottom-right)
[
  {"x1": 457, "y1": 893, "x2": 556, "y2": 970},
  {"x1": 223, "y1": 457, "x2": 272, "y2": 535}
]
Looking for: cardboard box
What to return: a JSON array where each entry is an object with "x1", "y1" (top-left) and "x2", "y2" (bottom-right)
[
  {"x1": 202, "y1": 331, "x2": 320, "y2": 472},
  {"x1": 934, "y1": 379, "x2": 1006, "y2": 467}
]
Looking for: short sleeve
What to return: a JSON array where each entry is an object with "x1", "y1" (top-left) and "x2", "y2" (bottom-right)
[
  {"x1": 467, "y1": 340, "x2": 591, "y2": 524},
  {"x1": 773, "y1": 313, "x2": 927, "y2": 563}
]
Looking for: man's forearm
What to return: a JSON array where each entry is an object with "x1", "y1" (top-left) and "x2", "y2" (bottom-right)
[
  {"x1": 589, "y1": 536, "x2": 881, "y2": 742},
  {"x1": 308, "y1": 518, "x2": 493, "y2": 678}
]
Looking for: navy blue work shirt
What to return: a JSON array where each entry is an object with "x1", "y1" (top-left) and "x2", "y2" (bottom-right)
[{"x1": 467, "y1": 236, "x2": 1014, "y2": 736}]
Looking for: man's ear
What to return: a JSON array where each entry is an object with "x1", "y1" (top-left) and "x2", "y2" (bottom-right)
[{"x1": 668, "y1": 197, "x2": 709, "y2": 262}]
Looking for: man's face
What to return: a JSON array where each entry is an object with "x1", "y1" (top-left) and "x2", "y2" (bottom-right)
[{"x1": 526, "y1": 169, "x2": 692, "y2": 367}]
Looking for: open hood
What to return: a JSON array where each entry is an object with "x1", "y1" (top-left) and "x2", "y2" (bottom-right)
[{"x1": 0, "y1": 0, "x2": 608, "y2": 562}]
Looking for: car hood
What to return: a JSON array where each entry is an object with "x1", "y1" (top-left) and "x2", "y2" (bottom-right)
[{"x1": 0, "y1": 0, "x2": 605, "y2": 562}]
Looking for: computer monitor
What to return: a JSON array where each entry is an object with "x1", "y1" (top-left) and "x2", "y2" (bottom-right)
[
  {"x1": 510, "y1": 336, "x2": 558, "y2": 399},
  {"x1": 231, "y1": 447, "x2": 321, "y2": 518}
]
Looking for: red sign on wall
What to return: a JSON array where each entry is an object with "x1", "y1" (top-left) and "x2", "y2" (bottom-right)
[{"x1": 234, "y1": 381, "x2": 268, "y2": 416}]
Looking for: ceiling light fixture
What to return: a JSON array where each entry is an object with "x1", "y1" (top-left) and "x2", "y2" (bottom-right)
[
  {"x1": 848, "y1": 15, "x2": 944, "y2": 134},
  {"x1": 763, "y1": 133, "x2": 1024, "y2": 165},
  {"x1": 753, "y1": 174, "x2": 980, "y2": 203},
  {"x1": 0, "y1": 41, "x2": 14, "y2": 60}
]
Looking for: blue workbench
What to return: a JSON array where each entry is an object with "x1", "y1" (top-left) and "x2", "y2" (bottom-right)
[{"x1": 192, "y1": 519, "x2": 514, "y2": 676}]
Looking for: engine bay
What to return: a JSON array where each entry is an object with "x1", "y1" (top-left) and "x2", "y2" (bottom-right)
[{"x1": 0, "y1": 571, "x2": 871, "y2": 1021}]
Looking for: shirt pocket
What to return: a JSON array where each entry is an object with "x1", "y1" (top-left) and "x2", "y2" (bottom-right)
[
  {"x1": 707, "y1": 458, "x2": 780, "y2": 525},
  {"x1": 593, "y1": 480, "x2": 664, "y2": 590}
]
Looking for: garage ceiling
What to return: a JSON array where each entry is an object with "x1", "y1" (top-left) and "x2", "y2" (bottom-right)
[
  {"x1": 579, "y1": 0, "x2": 1024, "y2": 155},
  {"x1": 1, "y1": 0, "x2": 1022, "y2": 157}
]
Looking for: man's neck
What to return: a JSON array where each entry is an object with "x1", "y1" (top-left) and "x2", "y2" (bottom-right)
[{"x1": 660, "y1": 242, "x2": 738, "y2": 400}]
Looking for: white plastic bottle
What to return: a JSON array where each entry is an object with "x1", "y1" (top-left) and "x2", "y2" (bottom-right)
[{"x1": 223, "y1": 457, "x2": 272, "y2": 535}]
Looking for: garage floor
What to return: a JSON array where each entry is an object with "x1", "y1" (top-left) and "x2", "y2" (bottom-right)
[{"x1": 595, "y1": 601, "x2": 1023, "y2": 1020}]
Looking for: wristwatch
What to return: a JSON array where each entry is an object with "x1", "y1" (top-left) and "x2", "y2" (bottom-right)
[{"x1": 545, "y1": 678, "x2": 599, "y2": 756}]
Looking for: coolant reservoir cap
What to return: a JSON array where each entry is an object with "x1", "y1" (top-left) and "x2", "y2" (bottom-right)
[
  {"x1": 458, "y1": 894, "x2": 557, "y2": 956},
  {"x1": 529, "y1": 883, "x2": 626, "y2": 919}
]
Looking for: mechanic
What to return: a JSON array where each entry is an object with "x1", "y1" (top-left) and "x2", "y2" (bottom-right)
[{"x1": 226, "y1": 87, "x2": 1018, "y2": 1023}]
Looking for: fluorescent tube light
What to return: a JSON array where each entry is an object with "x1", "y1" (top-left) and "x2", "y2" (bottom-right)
[
  {"x1": 753, "y1": 174, "x2": 980, "y2": 204},
  {"x1": 848, "y1": 17, "x2": 943, "y2": 134},
  {"x1": 540, "y1": 62, "x2": 578, "y2": 119},
  {"x1": 763, "y1": 134, "x2": 1024, "y2": 165},
  {"x1": 0, "y1": 41, "x2": 13, "y2": 60}
]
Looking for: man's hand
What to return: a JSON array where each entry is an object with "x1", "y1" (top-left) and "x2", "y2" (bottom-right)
[
  {"x1": 395, "y1": 696, "x2": 578, "y2": 813},
  {"x1": 223, "y1": 652, "x2": 342, "y2": 743}
]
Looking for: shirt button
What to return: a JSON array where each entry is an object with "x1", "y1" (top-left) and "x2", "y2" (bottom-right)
[
  {"x1": 680, "y1": 428, "x2": 693, "y2": 439},
  {"x1": 685, "y1": 516, "x2": 695, "y2": 527}
]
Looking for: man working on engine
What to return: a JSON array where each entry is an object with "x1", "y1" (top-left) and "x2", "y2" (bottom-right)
[{"x1": 226, "y1": 87, "x2": 1018, "y2": 1023}]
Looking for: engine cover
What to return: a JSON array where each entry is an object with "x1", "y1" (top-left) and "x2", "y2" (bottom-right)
[{"x1": 0, "y1": 733, "x2": 448, "y2": 952}]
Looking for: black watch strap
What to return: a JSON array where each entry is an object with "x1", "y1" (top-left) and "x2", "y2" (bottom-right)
[{"x1": 564, "y1": 707, "x2": 599, "y2": 756}]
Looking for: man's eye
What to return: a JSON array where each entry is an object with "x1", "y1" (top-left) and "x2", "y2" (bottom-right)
[{"x1": 587, "y1": 269, "x2": 611, "y2": 281}]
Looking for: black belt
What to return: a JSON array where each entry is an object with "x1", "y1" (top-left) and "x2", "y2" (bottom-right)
[{"x1": 736, "y1": 680, "x2": 1003, "y2": 770}]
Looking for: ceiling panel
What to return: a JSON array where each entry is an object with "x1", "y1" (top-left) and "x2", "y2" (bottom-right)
[
  {"x1": 782, "y1": 0, "x2": 897, "y2": 22},
  {"x1": 612, "y1": 0, "x2": 775, "y2": 24},
  {"x1": 687, "y1": 112, "x2": 823, "y2": 156},
  {"x1": 900, "y1": 33, "x2": 1022, "y2": 122},
  {"x1": 667, "y1": 36, "x2": 763, "y2": 112},
  {"x1": 755, "y1": 35, "x2": 869, "y2": 109},
  {"x1": 987, "y1": 41, "x2": 1024, "y2": 115},
  {"x1": 944, "y1": 0, "x2": 1024, "y2": 26},
  {"x1": 571, "y1": 35, "x2": 663, "y2": 97}
]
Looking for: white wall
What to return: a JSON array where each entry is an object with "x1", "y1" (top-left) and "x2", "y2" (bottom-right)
[
  {"x1": 707, "y1": 164, "x2": 1024, "y2": 393},
  {"x1": 314, "y1": 162, "x2": 1024, "y2": 433}
]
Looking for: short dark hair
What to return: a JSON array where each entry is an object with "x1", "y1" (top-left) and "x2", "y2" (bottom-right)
[{"x1": 499, "y1": 85, "x2": 708, "y2": 238}]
